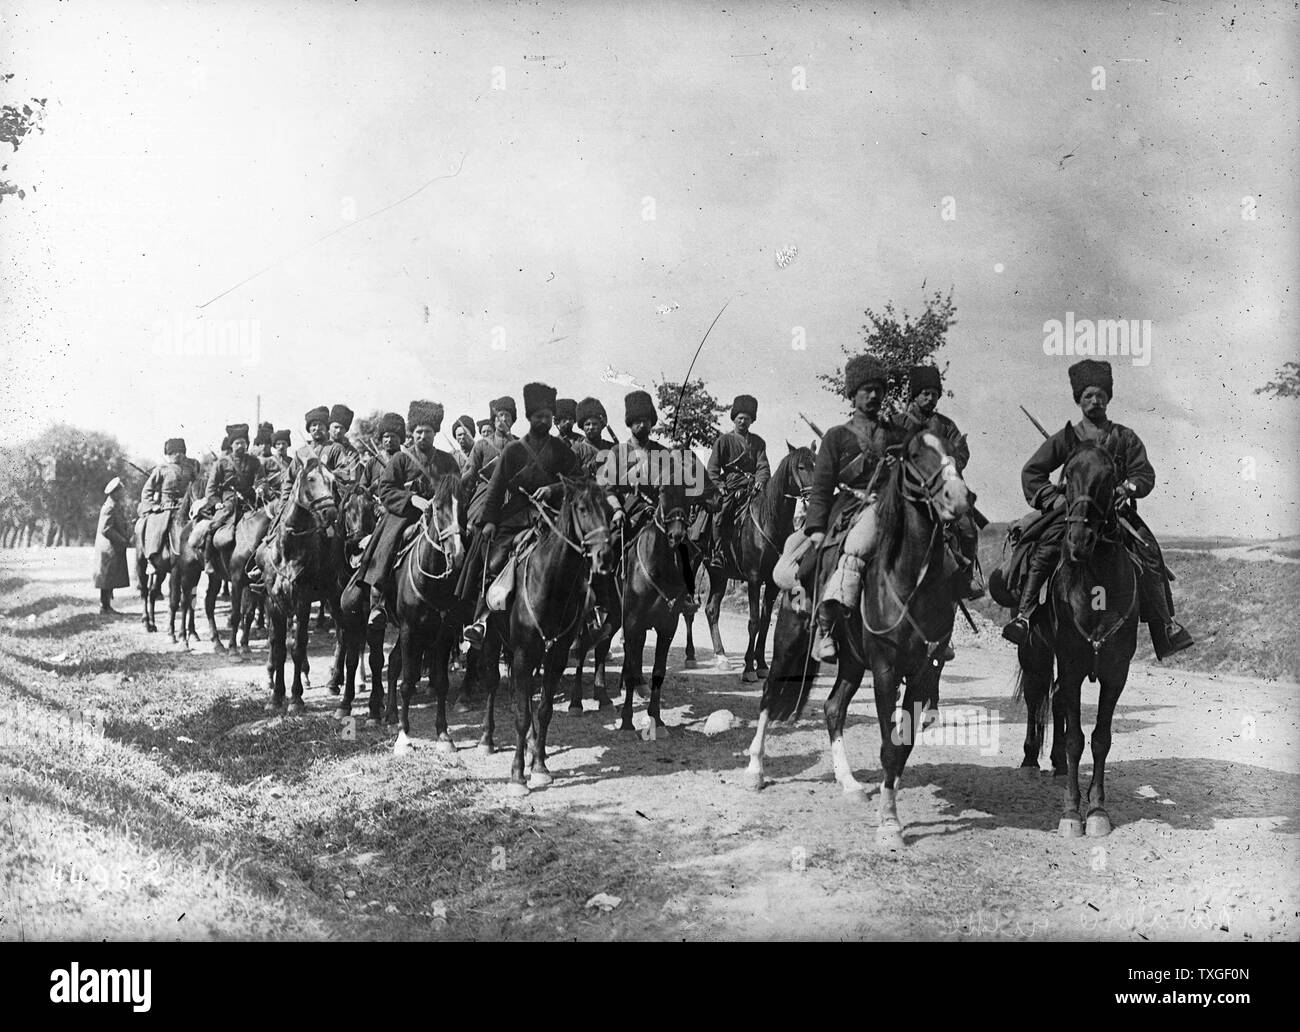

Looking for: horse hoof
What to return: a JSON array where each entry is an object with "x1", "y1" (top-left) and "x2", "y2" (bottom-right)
[
  {"x1": 326, "y1": 684, "x2": 340, "y2": 696},
  {"x1": 714, "y1": 655, "x2": 731, "y2": 669},
  {"x1": 265, "y1": 698, "x2": 284, "y2": 713},
  {"x1": 239, "y1": 646, "x2": 252, "y2": 657},
  {"x1": 394, "y1": 732, "x2": 412, "y2": 756},
  {"x1": 840, "y1": 783, "x2": 868, "y2": 801},
  {"x1": 453, "y1": 698, "x2": 473, "y2": 715},
  {"x1": 505, "y1": 782, "x2": 530, "y2": 798},
  {"x1": 212, "y1": 640, "x2": 226, "y2": 653},
  {"x1": 564, "y1": 706, "x2": 584, "y2": 717},
  {"x1": 286, "y1": 701, "x2": 305, "y2": 717},
  {"x1": 875, "y1": 824, "x2": 905, "y2": 850},
  {"x1": 1016, "y1": 765, "x2": 1041, "y2": 779},
  {"x1": 683, "y1": 658, "x2": 699, "y2": 669},
  {"x1": 528, "y1": 771, "x2": 553, "y2": 789},
  {"x1": 595, "y1": 696, "x2": 613, "y2": 710},
  {"x1": 756, "y1": 666, "x2": 769, "y2": 678},
  {"x1": 333, "y1": 708, "x2": 350, "y2": 721},
  {"x1": 743, "y1": 769, "x2": 765, "y2": 792},
  {"x1": 619, "y1": 724, "x2": 637, "y2": 735},
  {"x1": 1058, "y1": 816, "x2": 1084, "y2": 838},
  {"x1": 1086, "y1": 811, "x2": 1112, "y2": 837},
  {"x1": 741, "y1": 669, "x2": 758, "y2": 683},
  {"x1": 434, "y1": 738, "x2": 456, "y2": 755}
]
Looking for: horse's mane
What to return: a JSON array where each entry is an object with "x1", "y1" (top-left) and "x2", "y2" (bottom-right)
[
  {"x1": 871, "y1": 428, "x2": 931, "y2": 568},
  {"x1": 426, "y1": 472, "x2": 458, "y2": 508}
]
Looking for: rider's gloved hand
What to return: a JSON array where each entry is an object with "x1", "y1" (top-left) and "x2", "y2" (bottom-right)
[
  {"x1": 481, "y1": 522, "x2": 497, "y2": 541},
  {"x1": 610, "y1": 508, "x2": 625, "y2": 527}
]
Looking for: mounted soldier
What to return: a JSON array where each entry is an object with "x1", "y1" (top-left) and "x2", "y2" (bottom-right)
[
  {"x1": 191, "y1": 422, "x2": 261, "y2": 573},
  {"x1": 461, "y1": 382, "x2": 581, "y2": 647},
  {"x1": 571, "y1": 396, "x2": 616, "y2": 474},
  {"x1": 797, "y1": 355, "x2": 907, "y2": 662},
  {"x1": 554, "y1": 398, "x2": 582, "y2": 445},
  {"x1": 450, "y1": 414, "x2": 477, "y2": 477},
  {"x1": 706, "y1": 393, "x2": 771, "y2": 567},
  {"x1": 358, "y1": 411, "x2": 406, "y2": 492},
  {"x1": 253, "y1": 422, "x2": 275, "y2": 460},
  {"x1": 256, "y1": 428, "x2": 292, "y2": 505},
  {"x1": 326, "y1": 404, "x2": 361, "y2": 479},
  {"x1": 899, "y1": 365, "x2": 982, "y2": 602},
  {"x1": 355, "y1": 402, "x2": 459, "y2": 592},
  {"x1": 460, "y1": 395, "x2": 519, "y2": 531},
  {"x1": 138, "y1": 437, "x2": 202, "y2": 563},
  {"x1": 279, "y1": 405, "x2": 333, "y2": 508},
  {"x1": 1000, "y1": 359, "x2": 1193, "y2": 658}
]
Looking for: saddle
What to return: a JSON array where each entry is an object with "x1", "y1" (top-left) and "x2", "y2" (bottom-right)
[{"x1": 486, "y1": 525, "x2": 541, "y2": 611}]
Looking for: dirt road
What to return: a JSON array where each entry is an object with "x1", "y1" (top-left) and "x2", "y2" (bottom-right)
[{"x1": 2, "y1": 547, "x2": 1296, "y2": 940}]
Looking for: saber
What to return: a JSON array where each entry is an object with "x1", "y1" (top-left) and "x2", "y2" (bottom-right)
[
  {"x1": 798, "y1": 412, "x2": 825, "y2": 440},
  {"x1": 957, "y1": 599, "x2": 979, "y2": 634},
  {"x1": 671, "y1": 299, "x2": 732, "y2": 443},
  {"x1": 1019, "y1": 405, "x2": 1050, "y2": 440}
]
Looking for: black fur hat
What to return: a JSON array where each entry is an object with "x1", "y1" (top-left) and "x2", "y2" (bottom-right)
[
  {"x1": 164, "y1": 437, "x2": 187, "y2": 455},
  {"x1": 844, "y1": 355, "x2": 889, "y2": 398},
  {"x1": 576, "y1": 397, "x2": 607, "y2": 426},
  {"x1": 453, "y1": 414, "x2": 476, "y2": 439},
  {"x1": 490, "y1": 396, "x2": 517, "y2": 423},
  {"x1": 555, "y1": 397, "x2": 577, "y2": 421},
  {"x1": 1068, "y1": 359, "x2": 1113, "y2": 402},
  {"x1": 730, "y1": 394, "x2": 758, "y2": 421},
  {"x1": 304, "y1": 405, "x2": 329, "y2": 429},
  {"x1": 523, "y1": 382, "x2": 558, "y2": 419},
  {"x1": 254, "y1": 421, "x2": 274, "y2": 446},
  {"x1": 378, "y1": 412, "x2": 407, "y2": 440},
  {"x1": 908, "y1": 365, "x2": 942, "y2": 397},
  {"x1": 329, "y1": 404, "x2": 355, "y2": 430},
  {"x1": 624, "y1": 390, "x2": 657, "y2": 428},
  {"x1": 407, "y1": 400, "x2": 444, "y2": 431},
  {"x1": 271, "y1": 429, "x2": 291, "y2": 446},
  {"x1": 225, "y1": 423, "x2": 250, "y2": 444}
]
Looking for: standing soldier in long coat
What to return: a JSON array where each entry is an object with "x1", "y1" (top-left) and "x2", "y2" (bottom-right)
[
  {"x1": 1001, "y1": 359, "x2": 1193, "y2": 658},
  {"x1": 899, "y1": 365, "x2": 982, "y2": 602},
  {"x1": 796, "y1": 356, "x2": 907, "y2": 662},
  {"x1": 193, "y1": 423, "x2": 262, "y2": 572},
  {"x1": 460, "y1": 395, "x2": 518, "y2": 532},
  {"x1": 461, "y1": 383, "x2": 580, "y2": 646},
  {"x1": 356, "y1": 402, "x2": 459, "y2": 591},
  {"x1": 138, "y1": 437, "x2": 202, "y2": 564},
  {"x1": 94, "y1": 477, "x2": 131, "y2": 613},
  {"x1": 706, "y1": 394, "x2": 771, "y2": 567}
]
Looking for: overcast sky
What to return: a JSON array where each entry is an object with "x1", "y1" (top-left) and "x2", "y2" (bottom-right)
[{"x1": 1, "y1": 0, "x2": 1296, "y2": 537}]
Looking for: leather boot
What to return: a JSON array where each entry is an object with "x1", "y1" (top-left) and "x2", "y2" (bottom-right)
[
  {"x1": 1140, "y1": 570, "x2": 1194, "y2": 659},
  {"x1": 462, "y1": 599, "x2": 490, "y2": 648},
  {"x1": 1002, "y1": 551, "x2": 1054, "y2": 645},
  {"x1": 813, "y1": 555, "x2": 864, "y2": 661}
]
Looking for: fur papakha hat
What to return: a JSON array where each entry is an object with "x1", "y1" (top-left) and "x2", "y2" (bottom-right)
[
  {"x1": 329, "y1": 404, "x2": 355, "y2": 430},
  {"x1": 304, "y1": 405, "x2": 330, "y2": 429},
  {"x1": 407, "y1": 400, "x2": 444, "y2": 431},
  {"x1": 624, "y1": 390, "x2": 657, "y2": 428},
  {"x1": 378, "y1": 412, "x2": 407, "y2": 440},
  {"x1": 576, "y1": 397, "x2": 607, "y2": 426},
  {"x1": 453, "y1": 414, "x2": 476, "y2": 439},
  {"x1": 908, "y1": 365, "x2": 942, "y2": 397},
  {"x1": 165, "y1": 438, "x2": 187, "y2": 455},
  {"x1": 490, "y1": 396, "x2": 517, "y2": 422},
  {"x1": 730, "y1": 394, "x2": 758, "y2": 421},
  {"x1": 844, "y1": 355, "x2": 889, "y2": 398},
  {"x1": 554, "y1": 397, "x2": 577, "y2": 421},
  {"x1": 523, "y1": 382, "x2": 558, "y2": 419},
  {"x1": 271, "y1": 429, "x2": 292, "y2": 446},
  {"x1": 225, "y1": 423, "x2": 250, "y2": 444},
  {"x1": 254, "y1": 422, "x2": 274, "y2": 446},
  {"x1": 1068, "y1": 359, "x2": 1113, "y2": 403}
]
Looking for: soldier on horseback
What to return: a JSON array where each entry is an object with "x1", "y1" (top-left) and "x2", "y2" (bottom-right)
[
  {"x1": 326, "y1": 404, "x2": 360, "y2": 479},
  {"x1": 256, "y1": 428, "x2": 292, "y2": 504},
  {"x1": 554, "y1": 398, "x2": 582, "y2": 446},
  {"x1": 461, "y1": 383, "x2": 581, "y2": 647},
  {"x1": 356, "y1": 402, "x2": 459, "y2": 591},
  {"x1": 138, "y1": 437, "x2": 202, "y2": 563},
  {"x1": 899, "y1": 365, "x2": 982, "y2": 602},
  {"x1": 193, "y1": 422, "x2": 261, "y2": 573},
  {"x1": 1000, "y1": 359, "x2": 1193, "y2": 658},
  {"x1": 571, "y1": 396, "x2": 616, "y2": 473},
  {"x1": 278, "y1": 405, "x2": 333, "y2": 508},
  {"x1": 450, "y1": 414, "x2": 476, "y2": 477},
  {"x1": 253, "y1": 422, "x2": 275, "y2": 459},
  {"x1": 800, "y1": 355, "x2": 907, "y2": 662},
  {"x1": 706, "y1": 394, "x2": 770, "y2": 567},
  {"x1": 358, "y1": 411, "x2": 406, "y2": 492},
  {"x1": 460, "y1": 395, "x2": 518, "y2": 530}
]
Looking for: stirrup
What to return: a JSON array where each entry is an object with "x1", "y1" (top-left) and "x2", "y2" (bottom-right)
[
  {"x1": 1001, "y1": 616, "x2": 1031, "y2": 645},
  {"x1": 463, "y1": 618, "x2": 487, "y2": 648}
]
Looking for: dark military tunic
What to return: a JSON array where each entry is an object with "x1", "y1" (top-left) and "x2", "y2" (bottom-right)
[
  {"x1": 1022, "y1": 420, "x2": 1154, "y2": 511},
  {"x1": 707, "y1": 430, "x2": 771, "y2": 495},
  {"x1": 204, "y1": 453, "x2": 261, "y2": 512},
  {"x1": 138, "y1": 457, "x2": 202, "y2": 559},
  {"x1": 461, "y1": 430, "x2": 517, "y2": 529},
  {"x1": 356, "y1": 445, "x2": 460, "y2": 588},
  {"x1": 257, "y1": 453, "x2": 291, "y2": 500},
  {"x1": 481, "y1": 433, "x2": 580, "y2": 531},
  {"x1": 803, "y1": 413, "x2": 905, "y2": 536},
  {"x1": 899, "y1": 402, "x2": 970, "y2": 473}
]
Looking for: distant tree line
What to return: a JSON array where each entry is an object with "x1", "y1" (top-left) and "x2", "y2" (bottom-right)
[{"x1": 0, "y1": 425, "x2": 143, "y2": 547}]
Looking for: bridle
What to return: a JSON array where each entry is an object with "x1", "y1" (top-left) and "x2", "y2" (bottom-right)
[
  {"x1": 281, "y1": 463, "x2": 338, "y2": 539},
  {"x1": 404, "y1": 492, "x2": 461, "y2": 598}
]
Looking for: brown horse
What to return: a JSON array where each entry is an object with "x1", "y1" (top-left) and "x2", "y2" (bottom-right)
[
  {"x1": 747, "y1": 430, "x2": 970, "y2": 848},
  {"x1": 136, "y1": 474, "x2": 204, "y2": 641},
  {"x1": 697, "y1": 445, "x2": 816, "y2": 681},
  {"x1": 1014, "y1": 441, "x2": 1140, "y2": 838},
  {"x1": 256, "y1": 458, "x2": 339, "y2": 714},
  {"x1": 481, "y1": 476, "x2": 613, "y2": 796}
]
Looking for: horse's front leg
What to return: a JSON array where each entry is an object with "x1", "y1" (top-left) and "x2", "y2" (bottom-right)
[
  {"x1": 431, "y1": 618, "x2": 456, "y2": 753},
  {"x1": 266, "y1": 606, "x2": 287, "y2": 711},
  {"x1": 1086, "y1": 654, "x2": 1131, "y2": 837},
  {"x1": 618, "y1": 624, "x2": 647, "y2": 733},
  {"x1": 742, "y1": 579, "x2": 762, "y2": 682},
  {"x1": 1056, "y1": 661, "x2": 1087, "y2": 837},
  {"x1": 704, "y1": 566, "x2": 728, "y2": 667},
  {"x1": 755, "y1": 580, "x2": 777, "y2": 677},
  {"x1": 568, "y1": 632, "x2": 588, "y2": 715},
  {"x1": 456, "y1": 641, "x2": 479, "y2": 713},
  {"x1": 227, "y1": 564, "x2": 244, "y2": 652},
  {"x1": 324, "y1": 592, "x2": 346, "y2": 695},
  {"x1": 1017, "y1": 639, "x2": 1054, "y2": 775},
  {"x1": 167, "y1": 569, "x2": 180, "y2": 643},
  {"x1": 506, "y1": 636, "x2": 538, "y2": 796},
  {"x1": 286, "y1": 597, "x2": 310, "y2": 715},
  {"x1": 477, "y1": 629, "x2": 500, "y2": 754},
  {"x1": 531, "y1": 640, "x2": 568, "y2": 787},
  {"x1": 647, "y1": 616, "x2": 675, "y2": 734},
  {"x1": 393, "y1": 620, "x2": 423, "y2": 750},
  {"x1": 825, "y1": 657, "x2": 868, "y2": 795}
]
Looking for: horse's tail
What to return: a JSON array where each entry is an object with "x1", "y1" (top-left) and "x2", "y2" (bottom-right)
[
  {"x1": 760, "y1": 596, "x2": 818, "y2": 722},
  {"x1": 1013, "y1": 661, "x2": 1055, "y2": 762}
]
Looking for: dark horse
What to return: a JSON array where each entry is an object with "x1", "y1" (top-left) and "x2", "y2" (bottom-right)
[
  {"x1": 747, "y1": 431, "x2": 970, "y2": 849},
  {"x1": 697, "y1": 445, "x2": 815, "y2": 681},
  {"x1": 137, "y1": 475, "x2": 204, "y2": 641},
  {"x1": 1014, "y1": 441, "x2": 1140, "y2": 838},
  {"x1": 384, "y1": 474, "x2": 464, "y2": 753},
  {"x1": 614, "y1": 473, "x2": 690, "y2": 735},
  {"x1": 320, "y1": 474, "x2": 378, "y2": 705},
  {"x1": 481, "y1": 476, "x2": 613, "y2": 796},
  {"x1": 256, "y1": 459, "x2": 339, "y2": 714}
]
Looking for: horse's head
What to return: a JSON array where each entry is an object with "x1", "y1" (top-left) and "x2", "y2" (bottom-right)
[
  {"x1": 421, "y1": 473, "x2": 463, "y2": 567},
  {"x1": 899, "y1": 430, "x2": 969, "y2": 523},
  {"x1": 782, "y1": 441, "x2": 817, "y2": 499},
  {"x1": 1063, "y1": 441, "x2": 1117, "y2": 564},
  {"x1": 289, "y1": 458, "x2": 339, "y2": 532},
  {"x1": 559, "y1": 474, "x2": 613, "y2": 574},
  {"x1": 341, "y1": 480, "x2": 376, "y2": 557},
  {"x1": 657, "y1": 454, "x2": 690, "y2": 549}
]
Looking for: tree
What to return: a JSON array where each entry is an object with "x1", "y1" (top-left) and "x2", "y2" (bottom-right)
[
  {"x1": 0, "y1": 71, "x2": 48, "y2": 204},
  {"x1": 353, "y1": 409, "x2": 387, "y2": 452},
  {"x1": 818, "y1": 286, "x2": 958, "y2": 418},
  {"x1": 653, "y1": 378, "x2": 729, "y2": 450},
  {"x1": 1256, "y1": 362, "x2": 1300, "y2": 400}
]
